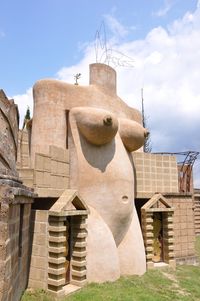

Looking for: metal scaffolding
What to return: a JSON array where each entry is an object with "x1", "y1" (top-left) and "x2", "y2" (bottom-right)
[{"x1": 153, "y1": 151, "x2": 199, "y2": 192}]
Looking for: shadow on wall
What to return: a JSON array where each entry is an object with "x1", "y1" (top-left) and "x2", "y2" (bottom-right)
[{"x1": 79, "y1": 131, "x2": 116, "y2": 172}]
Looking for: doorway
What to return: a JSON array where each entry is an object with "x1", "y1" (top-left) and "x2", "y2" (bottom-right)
[
  {"x1": 152, "y1": 212, "x2": 163, "y2": 263},
  {"x1": 64, "y1": 217, "x2": 71, "y2": 284}
]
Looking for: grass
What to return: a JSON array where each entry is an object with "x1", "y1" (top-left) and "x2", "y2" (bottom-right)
[
  {"x1": 21, "y1": 289, "x2": 54, "y2": 301},
  {"x1": 21, "y1": 237, "x2": 200, "y2": 301}
]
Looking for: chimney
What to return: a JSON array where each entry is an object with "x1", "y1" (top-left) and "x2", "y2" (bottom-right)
[{"x1": 89, "y1": 63, "x2": 117, "y2": 95}]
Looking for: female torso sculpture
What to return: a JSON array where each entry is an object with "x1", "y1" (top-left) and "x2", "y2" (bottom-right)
[{"x1": 31, "y1": 63, "x2": 147, "y2": 282}]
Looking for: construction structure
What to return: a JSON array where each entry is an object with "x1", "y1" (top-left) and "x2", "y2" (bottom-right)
[{"x1": 0, "y1": 63, "x2": 199, "y2": 301}]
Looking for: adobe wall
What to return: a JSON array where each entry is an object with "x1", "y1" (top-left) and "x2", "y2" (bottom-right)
[
  {"x1": 18, "y1": 144, "x2": 70, "y2": 197},
  {"x1": 28, "y1": 210, "x2": 48, "y2": 290},
  {"x1": 0, "y1": 185, "x2": 34, "y2": 301},
  {"x1": 165, "y1": 194, "x2": 196, "y2": 264},
  {"x1": 17, "y1": 129, "x2": 30, "y2": 170},
  {"x1": 0, "y1": 90, "x2": 19, "y2": 179},
  {"x1": 28, "y1": 205, "x2": 88, "y2": 298},
  {"x1": 194, "y1": 189, "x2": 200, "y2": 235},
  {"x1": 0, "y1": 90, "x2": 35, "y2": 301},
  {"x1": 134, "y1": 152, "x2": 197, "y2": 265}
]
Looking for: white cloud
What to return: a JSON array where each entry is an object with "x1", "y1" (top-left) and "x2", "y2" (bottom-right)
[
  {"x1": 103, "y1": 14, "x2": 129, "y2": 38},
  {"x1": 153, "y1": 0, "x2": 175, "y2": 17},
  {"x1": 13, "y1": 4, "x2": 200, "y2": 186},
  {"x1": 13, "y1": 88, "x2": 33, "y2": 128},
  {"x1": 56, "y1": 45, "x2": 95, "y2": 84}
]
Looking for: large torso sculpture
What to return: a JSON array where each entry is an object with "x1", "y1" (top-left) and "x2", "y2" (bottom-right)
[{"x1": 31, "y1": 63, "x2": 147, "y2": 282}]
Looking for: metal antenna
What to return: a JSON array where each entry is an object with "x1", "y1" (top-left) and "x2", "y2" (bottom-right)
[{"x1": 94, "y1": 22, "x2": 134, "y2": 68}]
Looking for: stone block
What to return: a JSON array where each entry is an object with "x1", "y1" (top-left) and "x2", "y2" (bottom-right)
[
  {"x1": 21, "y1": 144, "x2": 29, "y2": 155},
  {"x1": 57, "y1": 162, "x2": 64, "y2": 175},
  {"x1": 21, "y1": 155, "x2": 30, "y2": 167},
  {"x1": 44, "y1": 156, "x2": 51, "y2": 172},
  {"x1": 33, "y1": 222, "x2": 47, "y2": 234},
  {"x1": 48, "y1": 267, "x2": 65, "y2": 275},
  {"x1": 30, "y1": 256, "x2": 47, "y2": 268},
  {"x1": 71, "y1": 259, "x2": 86, "y2": 268},
  {"x1": 181, "y1": 250, "x2": 188, "y2": 257},
  {"x1": 70, "y1": 278, "x2": 87, "y2": 287},
  {"x1": 23, "y1": 203, "x2": 31, "y2": 214},
  {"x1": 51, "y1": 175, "x2": 57, "y2": 189},
  {"x1": 57, "y1": 176, "x2": 64, "y2": 189},
  {"x1": 28, "y1": 278, "x2": 46, "y2": 289},
  {"x1": 174, "y1": 244, "x2": 181, "y2": 251},
  {"x1": 51, "y1": 160, "x2": 57, "y2": 174},
  {"x1": 33, "y1": 234, "x2": 47, "y2": 246},
  {"x1": 188, "y1": 242, "x2": 195, "y2": 250},
  {"x1": 35, "y1": 154, "x2": 44, "y2": 170},
  {"x1": 187, "y1": 228, "x2": 195, "y2": 236},
  {"x1": 168, "y1": 259, "x2": 176, "y2": 269},
  {"x1": 34, "y1": 171, "x2": 44, "y2": 186},
  {"x1": 72, "y1": 250, "x2": 87, "y2": 258},
  {"x1": 146, "y1": 225, "x2": 153, "y2": 231},
  {"x1": 63, "y1": 163, "x2": 69, "y2": 176},
  {"x1": 147, "y1": 262, "x2": 154, "y2": 269},
  {"x1": 180, "y1": 223, "x2": 187, "y2": 230},
  {"x1": 180, "y1": 236, "x2": 188, "y2": 243},
  {"x1": 29, "y1": 267, "x2": 46, "y2": 281},
  {"x1": 74, "y1": 241, "x2": 87, "y2": 248},
  {"x1": 8, "y1": 205, "x2": 19, "y2": 219},
  {"x1": 34, "y1": 210, "x2": 48, "y2": 222},
  {"x1": 146, "y1": 246, "x2": 153, "y2": 252},
  {"x1": 48, "y1": 256, "x2": 65, "y2": 265},
  {"x1": 43, "y1": 171, "x2": 51, "y2": 187},
  {"x1": 48, "y1": 246, "x2": 65, "y2": 254},
  {"x1": 47, "y1": 277, "x2": 65, "y2": 287},
  {"x1": 32, "y1": 245, "x2": 47, "y2": 257},
  {"x1": 49, "y1": 236, "x2": 66, "y2": 243},
  {"x1": 19, "y1": 168, "x2": 34, "y2": 180},
  {"x1": 50, "y1": 146, "x2": 69, "y2": 163},
  {"x1": 187, "y1": 223, "x2": 195, "y2": 230},
  {"x1": 49, "y1": 225, "x2": 66, "y2": 232},
  {"x1": 71, "y1": 269, "x2": 86, "y2": 277},
  {"x1": 145, "y1": 239, "x2": 153, "y2": 245}
]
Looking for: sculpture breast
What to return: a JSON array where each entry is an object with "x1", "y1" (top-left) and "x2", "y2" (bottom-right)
[
  {"x1": 119, "y1": 118, "x2": 148, "y2": 152},
  {"x1": 74, "y1": 107, "x2": 118, "y2": 145}
]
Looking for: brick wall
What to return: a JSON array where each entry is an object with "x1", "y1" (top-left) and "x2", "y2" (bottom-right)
[
  {"x1": 0, "y1": 187, "x2": 33, "y2": 301},
  {"x1": 165, "y1": 194, "x2": 196, "y2": 264},
  {"x1": 133, "y1": 153, "x2": 179, "y2": 196},
  {"x1": 18, "y1": 145, "x2": 70, "y2": 198},
  {"x1": 28, "y1": 210, "x2": 49, "y2": 290},
  {"x1": 17, "y1": 130, "x2": 30, "y2": 169},
  {"x1": 28, "y1": 209, "x2": 88, "y2": 298},
  {"x1": 194, "y1": 190, "x2": 200, "y2": 235}
]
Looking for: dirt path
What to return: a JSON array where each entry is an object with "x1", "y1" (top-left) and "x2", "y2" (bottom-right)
[{"x1": 161, "y1": 271, "x2": 190, "y2": 297}]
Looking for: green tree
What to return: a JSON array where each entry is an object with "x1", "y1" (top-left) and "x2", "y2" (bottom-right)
[
  {"x1": 22, "y1": 106, "x2": 31, "y2": 129},
  {"x1": 25, "y1": 106, "x2": 30, "y2": 120}
]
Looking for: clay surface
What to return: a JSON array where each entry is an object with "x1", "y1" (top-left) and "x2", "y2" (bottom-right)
[{"x1": 31, "y1": 63, "x2": 147, "y2": 280}]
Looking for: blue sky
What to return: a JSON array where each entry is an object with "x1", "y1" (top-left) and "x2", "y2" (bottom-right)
[
  {"x1": 1, "y1": 0, "x2": 197, "y2": 94},
  {"x1": 1, "y1": 0, "x2": 200, "y2": 186}
]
